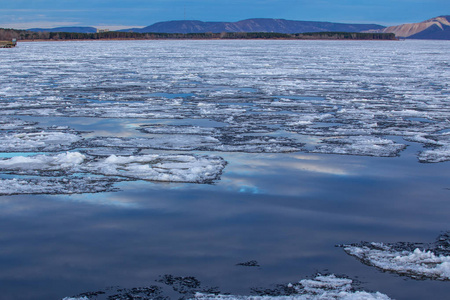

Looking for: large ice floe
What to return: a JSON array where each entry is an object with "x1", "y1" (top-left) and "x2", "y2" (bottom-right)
[
  {"x1": 62, "y1": 274, "x2": 391, "y2": 300},
  {"x1": 0, "y1": 152, "x2": 226, "y2": 195},
  {"x1": 342, "y1": 232, "x2": 450, "y2": 281}
]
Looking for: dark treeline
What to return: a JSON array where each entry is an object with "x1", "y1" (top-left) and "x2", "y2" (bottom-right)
[{"x1": 0, "y1": 28, "x2": 397, "y2": 41}]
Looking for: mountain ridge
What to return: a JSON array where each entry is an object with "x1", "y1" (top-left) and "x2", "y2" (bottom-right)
[{"x1": 120, "y1": 18, "x2": 385, "y2": 34}]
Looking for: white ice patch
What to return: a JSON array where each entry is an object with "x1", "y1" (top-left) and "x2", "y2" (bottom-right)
[
  {"x1": 0, "y1": 131, "x2": 81, "y2": 152},
  {"x1": 87, "y1": 154, "x2": 226, "y2": 183},
  {"x1": 193, "y1": 274, "x2": 391, "y2": 300},
  {"x1": 0, "y1": 152, "x2": 85, "y2": 173},
  {"x1": 343, "y1": 238, "x2": 450, "y2": 281},
  {"x1": 313, "y1": 136, "x2": 406, "y2": 157},
  {"x1": 419, "y1": 145, "x2": 450, "y2": 163},
  {"x1": 0, "y1": 152, "x2": 225, "y2": 195}
]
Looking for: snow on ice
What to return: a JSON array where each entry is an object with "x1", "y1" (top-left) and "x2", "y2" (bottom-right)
[
  {"x1": 0, "y1": 152, "x2": 226, "y2": 195},
  {"x1": 194, "y1": 274, "x2": 391, "y2": 300},
  {"x1": 343, "y1": 232, "x2": 450, "y2": 281}
]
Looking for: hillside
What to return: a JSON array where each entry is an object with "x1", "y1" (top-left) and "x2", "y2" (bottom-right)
[
  {"x1": 122, "y1": 18, "x2": 385, "y2": 34},
  {"x1": 375, "y1": 16, "x2": 450, "y2": 39}
]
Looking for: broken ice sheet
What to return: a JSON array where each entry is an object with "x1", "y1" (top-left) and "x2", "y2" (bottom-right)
[
  {"x1": 139, "y1": 124, "x2": 218, "y2": 135},
  {"x1": 0, "y1": 117, "x2": 38, "y2": 130},
  {"x1": 83, "y1": 135, "x2": 303, "y2": 153},
  {"x1": 342, "y1": 232, "x2": 450, "y2": 281},
  {"x1": 61, "y1": 274, "x2": 391, "y2": 300},
  {"x1": 194, "y1": 274, "x2": 391, "y2": 300},
  {"x1": 312, "y1": 136, "x2": 406, "y2": 157}
]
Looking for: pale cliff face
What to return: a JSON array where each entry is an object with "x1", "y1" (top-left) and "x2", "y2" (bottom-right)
[{"x1": 381, "y1": 16, "x2": 450, "y2": 37}]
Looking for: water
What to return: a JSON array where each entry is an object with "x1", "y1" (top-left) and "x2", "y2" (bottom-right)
[{"x1": 0, "y1": 40, "x2": 449, "y2": 299}]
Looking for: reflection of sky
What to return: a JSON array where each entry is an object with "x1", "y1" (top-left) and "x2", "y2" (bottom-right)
[{"x1": 1, "y1": 155, "x2": 450, "y2": 300}]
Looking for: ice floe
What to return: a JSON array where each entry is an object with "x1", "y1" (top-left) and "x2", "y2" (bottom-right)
[
  {"x1": 194, "y1": 274, "x2": 391, "y2": 300},
  {"x1": 342, "y1": 232, "x2": 450, "y2": 281},
  {"x1": 0, "y1": 177, "x2": 119, "y2": 195},
  {"x1": 87, "y1": 154, "x2": 226, "y2": 183},
  {"x1": 0, "y1": 152, "x2": 226, "y2": 195},
  {"x1": 0, "y1": 130, "x2": 82, "y2": 152},
  {"x1": 312, "y1": 136, "x2": 407, "y2": 157}
]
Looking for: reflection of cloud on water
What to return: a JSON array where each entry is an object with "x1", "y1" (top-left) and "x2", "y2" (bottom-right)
[
  {"x1": 63, "y1": 193, "x2": 140, "y2": 208},
  {"x1": 287, "y1": 162, "x2": 350, "y2": 176}
]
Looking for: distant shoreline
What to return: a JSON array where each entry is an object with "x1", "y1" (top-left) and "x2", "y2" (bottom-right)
[{"x1": 2, "y1": 29, "x2": 398, "y2": 42}]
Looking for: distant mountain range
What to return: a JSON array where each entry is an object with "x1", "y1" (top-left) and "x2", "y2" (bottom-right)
[
  {"x1": 25, "y1": 16, "x2": 450, "y2": 40},
  {"x1": 119, "y1": 19, "x2": 385, "y2": 34},
  {"x1": 28, "y1": 26, "x2": 97, "y2": 33}
]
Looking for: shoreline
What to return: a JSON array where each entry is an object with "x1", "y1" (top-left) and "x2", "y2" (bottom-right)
[{"x1": 18, "y1": 37, "x2": 399, "y2": 42}]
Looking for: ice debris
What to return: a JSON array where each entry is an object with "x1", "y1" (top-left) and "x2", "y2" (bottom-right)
[
  {"x1": 62, "y1": 274, "x2": 391, "y2": 300},
  {"x1": 0, "y1": 177, "x2": 119, "y2": 195},
  {"x1": 83, "y1": 135, "x2": 302, "y2": 153},
  {"x1": 194, "y1": 274, "x2": 391, "y2": 300},
  {"x1": 342, "y1": 232, "x2": 450, "y2": 280}
]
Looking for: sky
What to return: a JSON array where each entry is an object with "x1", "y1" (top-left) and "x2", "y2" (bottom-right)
[{"x1": 0, "y1": 0, "x2": 449, "y2": 30}]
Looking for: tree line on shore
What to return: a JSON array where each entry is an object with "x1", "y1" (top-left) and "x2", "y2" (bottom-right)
[{"x1": 0, "y1": 28, "x2": 396, "y2": 41}]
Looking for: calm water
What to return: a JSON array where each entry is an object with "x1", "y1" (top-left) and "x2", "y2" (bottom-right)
[{"x1": 0, "y1": 40, "x2": 449, "y2": 299}]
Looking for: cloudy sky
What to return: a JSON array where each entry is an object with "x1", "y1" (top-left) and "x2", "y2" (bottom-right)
[{"x1": 0, "y1": 0, "x2": 448, "y2": 29}]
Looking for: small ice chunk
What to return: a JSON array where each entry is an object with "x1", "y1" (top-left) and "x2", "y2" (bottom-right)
[
  {"x1": 418, "y1": 144, "x2": 450, "y2": 163},
  {"x1": 0, "y1": 152, "x2": 85, "y2": 175},
  {"x1": 194, "y1": 274, "x2": 391, "y2": 299},
  {"x1": 0, "y1": 177, "x2": 118, "y2": 195},
  {"x1": 0, "y1": 131, "x2": 81, "y2": 152},
  {"x1": 343, "y1": 233, "x2": 450, "y2": 281}
]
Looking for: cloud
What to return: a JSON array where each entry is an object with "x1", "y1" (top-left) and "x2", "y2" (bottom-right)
[{"x1": 0, "y1": 21, "x2": 80, "y2": 29}]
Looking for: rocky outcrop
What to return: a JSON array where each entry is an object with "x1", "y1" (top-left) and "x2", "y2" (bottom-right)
[{"x1": 374, "y1": 16, "x2": 450, "y2": 39}]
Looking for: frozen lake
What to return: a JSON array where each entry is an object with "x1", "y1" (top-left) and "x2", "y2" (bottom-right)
[{"x1": 0, "y1": 40, "x2": 449, "y2": 299}]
